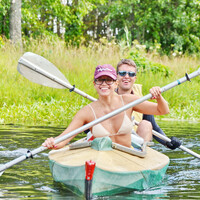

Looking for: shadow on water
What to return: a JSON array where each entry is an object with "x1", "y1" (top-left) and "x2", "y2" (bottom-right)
[{"x1": 0, "y1": 121, "x2": 199, "y2": 199}]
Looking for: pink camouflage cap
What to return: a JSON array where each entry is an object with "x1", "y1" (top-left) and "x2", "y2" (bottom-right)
[{"x1": 94, "y1": 64, "x2": 117, "y2": 80}]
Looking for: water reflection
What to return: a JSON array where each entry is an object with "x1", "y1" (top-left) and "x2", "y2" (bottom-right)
[{"x1": 0, "y1": 121, "x2": 199, "y2": 199}]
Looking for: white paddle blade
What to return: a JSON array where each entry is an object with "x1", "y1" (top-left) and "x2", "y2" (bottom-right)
[{"x1": 17, "y1": 52, "x2": 70, "y2": 89}]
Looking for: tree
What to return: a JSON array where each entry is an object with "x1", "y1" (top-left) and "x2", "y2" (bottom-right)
[
  {"x1": 0, "y1": 0, "x2": 10, "y2": 38},
  {"x1": 101, "y1": 0, "x2": 200, "y2": 54},
  {"x1": 1, "y1": 0, "x2": 200, "y2": 54},
  {"x1": 9, "y1": 0, "x2": 22, "y2": 46}
]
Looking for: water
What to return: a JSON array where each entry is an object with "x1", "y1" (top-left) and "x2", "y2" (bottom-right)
[{"x1": 0, "y1": 121, "x2": 199, "y2": 199}]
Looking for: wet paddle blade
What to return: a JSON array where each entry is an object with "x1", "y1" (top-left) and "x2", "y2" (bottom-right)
[{"x1": 17, "y1": 52, "x2": 70, "y2": 89}]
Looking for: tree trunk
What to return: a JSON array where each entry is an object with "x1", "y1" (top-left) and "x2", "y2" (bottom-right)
[
  {"x1": 94, "y1": 8, "x2": 98, "y2": 39},
  {"x1": 10, "y1": 0, "x2": 22, "y2": 46}
]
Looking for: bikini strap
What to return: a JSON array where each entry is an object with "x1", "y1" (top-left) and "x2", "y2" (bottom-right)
[
  {"x1": 120, "y1": 95, "x2": 127, "y2": 114},
  {"x1": 120, "y1": 95, "x2": 124, "y2": 105},
  {"x1": 88, "y1": 104, "x2": 97, "y2": 119}
]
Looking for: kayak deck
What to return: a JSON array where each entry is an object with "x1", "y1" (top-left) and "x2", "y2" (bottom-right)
[
  {"x1": 48, "y1": 137, "x2": 169, "y2": 196},
  {"x1": 49, "y1": 145, "x2": 169, "y2": 172}
]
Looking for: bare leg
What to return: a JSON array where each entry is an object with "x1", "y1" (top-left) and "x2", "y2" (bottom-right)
[{"x1": 136, "y1": 120, "x2": 153, "y2": 142}]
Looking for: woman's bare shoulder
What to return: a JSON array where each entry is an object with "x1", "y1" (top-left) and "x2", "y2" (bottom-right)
[
  {"x1": 78, "y1": 103, "x2": 94, "y2": 114},
  {"x1": 121, "y1": 94, "x2": 139, "y2": 103},
  {"x1": 73, "y1": 103, "x2": 94, "y2": 121}
]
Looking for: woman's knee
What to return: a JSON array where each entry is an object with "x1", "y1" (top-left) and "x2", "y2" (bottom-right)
[{"x1": 140, "y1": 120, "x2": 152, "y2": 129}]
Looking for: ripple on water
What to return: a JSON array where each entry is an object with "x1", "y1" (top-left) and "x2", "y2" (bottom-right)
[
  {"x1": 0, "y1": 148, "x2": 45, "y2": 158},
  {"x1": 37, "y1": 185, "x2": 57, "y2": 193},
  {"x1": 0, "y1": 148, "x2": 28, "y2": 158}
]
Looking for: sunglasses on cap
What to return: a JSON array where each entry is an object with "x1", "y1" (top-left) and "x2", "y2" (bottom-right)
[{"x1": 118, "y1": 71, "x2": 136, "y2": 77}]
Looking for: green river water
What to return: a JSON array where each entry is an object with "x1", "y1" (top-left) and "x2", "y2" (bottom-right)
[{"x1": 0, "y1": 121, "x2": 199, "y2": 199}]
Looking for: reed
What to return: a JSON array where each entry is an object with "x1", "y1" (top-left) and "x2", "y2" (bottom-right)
[{"x1": 0, "y1": 38, "x2": 199, "y2": 125}]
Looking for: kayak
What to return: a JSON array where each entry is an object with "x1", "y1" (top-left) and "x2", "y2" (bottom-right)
[{"x1": 48, "y1": 137, "x2": 169, "y2": 197}]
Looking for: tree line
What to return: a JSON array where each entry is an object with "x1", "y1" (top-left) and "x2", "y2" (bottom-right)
[{"x1": 0, "y1": 0, "x2": 200, "y2": 55}]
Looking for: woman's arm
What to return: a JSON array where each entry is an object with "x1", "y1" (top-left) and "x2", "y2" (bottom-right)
[
  {"x1": 124, "y1": 87, "x2": 170, "y2": 116},
  {"x1": 42, "y1": 105, "x2": 92, "y2": 149}
]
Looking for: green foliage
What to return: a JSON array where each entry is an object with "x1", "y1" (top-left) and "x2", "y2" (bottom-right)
[
  {"x1": 102, "y1": 0, "x2": 200, "y2": 55},
  {"x1": 0, "y1": 0, "x2": 10, "y2": 15},
  {"x1": 64, "y1": 0, "x2": 103, "y2": 46},
  {"x1": 0, "y1": 96, "x2": 86, "y2": 125},
  {"x1": 0, "y1": 0, "x2": 10, "y2": 37},
  {"x1": 64, "y1": 16, "x2": 84, "y2": 47},
  {"x1": 22, "y1": 0, "x2": 71, "y2": 38},
  {"x1": 1, "y1": 0, "x2": 200, "y2": 54},
  {"x1": 127, "y1": 41, "x2": 173, "y2": 77},
  {"x1": 21, "y1": 0, "x2": 104, "y2": 46}
]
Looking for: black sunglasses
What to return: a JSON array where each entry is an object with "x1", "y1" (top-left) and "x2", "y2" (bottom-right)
[{"x1": 118, "y1": 71, "x2": 136, "y2": 77}]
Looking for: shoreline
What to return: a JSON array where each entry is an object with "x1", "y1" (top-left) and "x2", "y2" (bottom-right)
[{"x1": 0, "y1": 118, "x2": 199, "y2": 127}]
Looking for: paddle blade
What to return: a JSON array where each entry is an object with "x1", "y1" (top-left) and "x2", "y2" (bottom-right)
[{"x1": 17, "y1": 52, "x2": 70, "y2": 89}]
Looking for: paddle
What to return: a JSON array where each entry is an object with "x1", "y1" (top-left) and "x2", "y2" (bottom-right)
[
  {"x1": 134, "y1": 121, "x2": 200, "y2": 159},
  {"x1": 17, "y1": 52, "x2": 96, "y2": 101},
  {"x1": 17, "y1": 52, "x2": 200, "y2": 159},
  {"x1": 1, "y1": 72, "x2": 199, "y2": 176}
]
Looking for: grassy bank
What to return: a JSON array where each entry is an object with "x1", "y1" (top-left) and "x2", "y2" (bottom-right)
[{"x1": 0, "y1": 38, "x2": 199, "y2": 125}]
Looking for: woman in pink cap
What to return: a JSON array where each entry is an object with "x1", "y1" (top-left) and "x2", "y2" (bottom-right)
[{"x1": 43, "y1": 64, "x2": 169, "y2": 149}]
